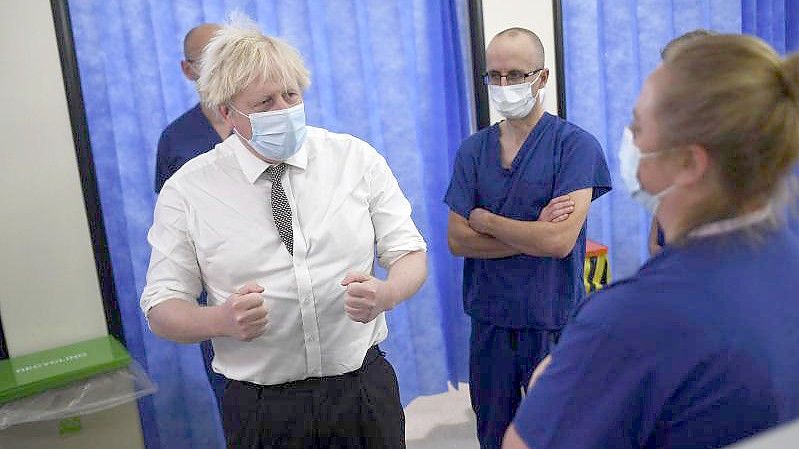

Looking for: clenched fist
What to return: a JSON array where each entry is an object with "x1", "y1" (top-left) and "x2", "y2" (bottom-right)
[
  {"x1": 218, "y1": 282, "x2": 269, "y2": 341},
  {"x1": 341, "y1": 272, "x2": 395, "y2": 324}
]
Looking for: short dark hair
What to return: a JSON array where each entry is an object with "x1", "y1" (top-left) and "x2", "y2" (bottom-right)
[{"x1": 661, "y1": 29, "x2": 718, "y2": 60}]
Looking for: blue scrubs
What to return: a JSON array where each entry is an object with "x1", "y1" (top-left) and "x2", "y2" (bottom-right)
[
  {"x1": 445, "y1": 113, "x2": 611, "y2": 449},
  {"x1": 155, "y1": 103, "x2": 226, "y2": 414},
  {"x1": 790, "y1": 166, "x2": 799, "y2": 235},
  {"x1": 514, "y1": 222, "x2": 799, "y2": 449},
  {"x1": 155, "y1": 103, "x2": 224, "y2": 193}
]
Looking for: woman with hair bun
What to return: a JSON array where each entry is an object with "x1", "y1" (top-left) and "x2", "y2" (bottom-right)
[{"x1": 504, "y1": 34, "x2": 799, "y2": 449}]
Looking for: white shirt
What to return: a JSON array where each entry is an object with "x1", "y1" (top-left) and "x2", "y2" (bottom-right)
[{"x1": 140, "y1": 126, "x2": 427, "y2": 385}]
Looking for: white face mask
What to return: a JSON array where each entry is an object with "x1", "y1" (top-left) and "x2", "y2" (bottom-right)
[
  {"x1": 618, "y1": 127, "x2": 676, "y2": 214},
  {"x1": 488, "y1": 72, "x2": 542, "y2": 119},
  {"x1": 230, "y1": 102, "x2": 307, "y2": 161}
]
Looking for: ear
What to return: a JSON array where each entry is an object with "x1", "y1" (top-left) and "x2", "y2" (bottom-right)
[
  {"x1": 180, "y1": 60, "x2": 196, "y2": 81},
  {"x1": 537, "y1": 68, "x2": 550, "y2": 90},
  {"x1": 673, "y1": 144, "x2": 711, "y2": 186},
  {"x1": 218, "y1": 104, "x2": 234, "y2": 127}
]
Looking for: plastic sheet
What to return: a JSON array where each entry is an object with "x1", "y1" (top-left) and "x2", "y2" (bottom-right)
[{"x1": 0, "y1": 360, "x2": 156, "y2": 430}]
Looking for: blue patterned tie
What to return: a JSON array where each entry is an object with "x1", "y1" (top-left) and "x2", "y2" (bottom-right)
[{"x1": 265, "y1": 163, "x2": 293, "y2": 256}]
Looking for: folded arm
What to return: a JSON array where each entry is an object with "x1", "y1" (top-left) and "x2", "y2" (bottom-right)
[
  {"x1": 447, "y1": 210, "x2": 521, "y2": 259},
  {"x1": 448, "y1": 193, "x2": 578, "y2": 259},
  {"x1": 469, "y1": 188, "x2": 593, "y2": 259}
]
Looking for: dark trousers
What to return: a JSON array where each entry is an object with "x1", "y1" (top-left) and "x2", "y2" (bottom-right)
[
  {"x1": 469, "y1": 319, "x2": 559, "y2": 449},
  {"x1": 222, "y1": 346, "x2": 405, "y2": 449},
  {"x1": 198, "y1": 292, "x2": 226, "y2": 415}
]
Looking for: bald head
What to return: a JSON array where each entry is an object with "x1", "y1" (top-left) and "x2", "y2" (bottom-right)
[
  {"x1": 489, "y1": 27, "x2": 545, "y2": 68},
  {"x1": 182, "y1": 23, "x2": 221, "y2": 81},
  {"x1": 184, "y1": 23, "x2": 222, "y2": 61}
]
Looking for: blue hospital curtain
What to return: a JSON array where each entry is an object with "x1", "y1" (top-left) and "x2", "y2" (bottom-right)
[
  {"x1": 562, "y1": 0, "x2": 798, "y2": 279},
  {"x1": 67, "y1": 1, "x2": 473, "y2": 448},
  {"x1": 743, "y1": 0, "x2": 799, "y2": 53},
  {"x1": 742, "y1": 1, "x2": 799, "y2": 235}
]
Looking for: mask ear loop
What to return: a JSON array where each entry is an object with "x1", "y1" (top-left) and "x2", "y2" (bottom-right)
[
  {"x1": 529, "y1": 71, "x2": 542, "y2": 87},
  {"x1": 227, "y1": 103, "x2": 248, "y2": 119},
  {"x1": 226, "y1": 103, "x2": 251, "y2": 138},
  {"x1": 526, "y1": 69, "x2": 546, "y2": 97},
  {"x1": 527, "y1": 71, "x2": 546, "y2": 107}
]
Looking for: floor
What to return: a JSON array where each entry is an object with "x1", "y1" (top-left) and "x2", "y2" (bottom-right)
[{"x1": 405, "y1": 383, "x2": 480, "y2": 449}]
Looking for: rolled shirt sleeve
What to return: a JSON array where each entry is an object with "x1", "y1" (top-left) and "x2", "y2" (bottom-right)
[
  {"x1": 367, "y1": 154, "x2": 427, "y2": 269},
  {"x1": 140, "y1": 181, "x2": 203, "y2": 317}
]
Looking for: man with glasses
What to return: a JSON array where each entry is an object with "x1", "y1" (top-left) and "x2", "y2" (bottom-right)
[
  {"x1": 152, "y1": 23, "x2": 231, "y2": 418},
  {"x1": 445, "y1": 27, "x2": 611, "y2": 449}
]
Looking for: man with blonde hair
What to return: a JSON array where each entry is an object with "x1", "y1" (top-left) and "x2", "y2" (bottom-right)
[{"x1": 141, "y1": 17, "x2": 427, "y2": 448}]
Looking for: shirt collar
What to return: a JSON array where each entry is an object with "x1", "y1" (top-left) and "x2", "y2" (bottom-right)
[
  {"x1": 688, "y1": 204, "x2": 773, "y2": 239},
  {"x1": 230, "y1": 135, "x2": 309, "y2": 184}
]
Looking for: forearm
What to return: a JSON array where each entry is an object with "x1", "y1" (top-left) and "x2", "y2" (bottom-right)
[
  {"x1": 384, "y1": 251, "x2": 427, "y2": 307},
  {"x1": 449, "y1": 225, "x2": 521, "y2": 259},
  {"x1": 487, "y1": 215, "x2": 573, "y2": 258},
  {"x1": 147, "y1": 298, "x2": 226, "y2": 344}
]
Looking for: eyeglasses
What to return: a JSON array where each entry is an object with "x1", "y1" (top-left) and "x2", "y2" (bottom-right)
[{"x1": 482, "y1": 68, "x2": 543, "y2": 85}]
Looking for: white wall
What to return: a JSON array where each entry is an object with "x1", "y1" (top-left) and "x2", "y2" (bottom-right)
[
  {"x1": 0, "y1": 1, "x2": 144, "y2": 447},
  {"x1": 0, "y1": 0, "x2": 107, "y2": 358},
  {"x1": 481, "y1": 0, "x2": 560, "y2": 123}
]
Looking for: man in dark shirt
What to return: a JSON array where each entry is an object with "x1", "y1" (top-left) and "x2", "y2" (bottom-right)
[
  {"x1": 154, "y1": 23, "x2": 230, "y2": 416},
  {"x1": 155, "y1": 23, "x2": 230, "y2": 192}
]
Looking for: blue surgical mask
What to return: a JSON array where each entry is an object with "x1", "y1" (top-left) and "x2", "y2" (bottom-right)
[
  {"x1": 618, "y1": 127, "x2": 675, "y2": 214},
  {"x1": 230, "y1": 102, "x2": 307, "y2": 161}
]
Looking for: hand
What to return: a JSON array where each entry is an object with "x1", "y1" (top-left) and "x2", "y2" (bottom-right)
[
  {"x1": 468, "y1": 208, "x2": 495, "y2": 235},
  {"x1": 218, "y1": 282, "x2": 268, "y2": 341},
  {"x1": 341, "y1": 272, "x2": 394, "y2": 324},
  {"x1": 538, "y1": 195, "x2": 574, "y2": 223},
  {"x1": 527, "y1": 354, "x2": 552, "y2": 390}
]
